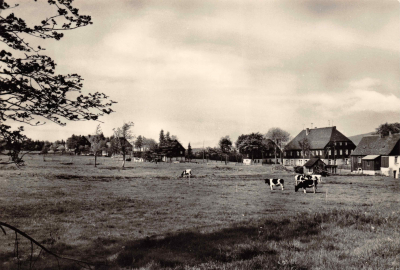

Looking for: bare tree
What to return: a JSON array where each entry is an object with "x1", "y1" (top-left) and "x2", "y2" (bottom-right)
[
  {"x1": 265, "y1": 128, "x2": 291, "y2": 164},
  {"x1": 88, "y1": 124, "x2": 104, "y2": 167},
  {"x1": 298, "y1": 137, "x2": 311, "y2": 161},
  {"x1": 113, "y1": 122, "x2": 134, "y2": 169}
]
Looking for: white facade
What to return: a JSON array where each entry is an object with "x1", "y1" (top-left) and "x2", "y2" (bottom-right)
[
  {"x1": 381, "y1": 156, "x2": 400, "y2": 178},
  {"x1": 283, "y1": 158, "x2": 349, "y2": 166},
  {"x1": 243, "y1": 158, "x2": 267, "y2": 165}
]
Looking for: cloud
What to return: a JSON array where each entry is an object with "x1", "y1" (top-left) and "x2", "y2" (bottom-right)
[{"x1": 295, "y1": 78, "x2": 400, "y2": 118}]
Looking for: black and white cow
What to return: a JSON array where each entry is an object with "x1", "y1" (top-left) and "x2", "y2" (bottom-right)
[
  {"x1": 308, "y1": 174, "x2": 322, "y2": 183},
  {"x1": 180, "y1": 169, "x2": 192, "y2": 178},
  {"x1": 295, "y1": 179, "x2": 318, "y2": 193},
  {"x1": 265, "y1": 178, "x2": 285, "y2": 191},
  {"x1": 294, "y1": 174, "x2": 310, "y2": 185}
]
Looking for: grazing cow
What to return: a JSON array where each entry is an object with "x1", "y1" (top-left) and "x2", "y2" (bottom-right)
[
  {"x1": 180, "y1": 169, "x2": 192, "y2": 178},
  {"x1": 294, "y1": 174, "x2": 311, "y2": 185},
  {"x1": 295, "y1": 179, "x2": 318, "y2": 193},
  {"x1": 265, "y1": 178, "x2": 284, "y2": 191}
]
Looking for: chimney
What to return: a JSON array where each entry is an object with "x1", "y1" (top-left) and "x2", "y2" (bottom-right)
[{"x1": 306, "y1": 128, "x2": 310, "y2": 136}]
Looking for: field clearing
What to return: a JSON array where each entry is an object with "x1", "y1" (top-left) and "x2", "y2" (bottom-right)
[{"x1": 0, "y1": 154, "x2": 399, "y2": 269}]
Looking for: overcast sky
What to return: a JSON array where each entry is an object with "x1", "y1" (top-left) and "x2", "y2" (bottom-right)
[{"x1": 4, "y1": 0, "x2": 400, "y2": 147}]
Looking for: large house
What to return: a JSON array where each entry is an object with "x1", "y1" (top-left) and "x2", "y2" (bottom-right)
[
  {"x1": 283, "y1": 126, "x2": 356, "y2": 167},
  {"x1": 350, "y1": 133, "x2": 400, "y2": 178}
]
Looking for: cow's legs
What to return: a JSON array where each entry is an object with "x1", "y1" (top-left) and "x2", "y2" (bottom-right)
[
  {"x1": 313, "y1": 186, "x2": 316, "y2": 193},
  {"x1": 270, "y1": 185, "x2": 273, "y2": 191},
  {"x1": 303, "y1": 188, "x2": 306, "y2": 193},
  {"x1": 281, "y1": 184, "x2": 284, "y2": 191}
]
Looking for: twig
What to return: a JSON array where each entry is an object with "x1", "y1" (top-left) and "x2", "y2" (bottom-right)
[{"x1": 0, "y1": 221, "x2": 99, "y2": 269}]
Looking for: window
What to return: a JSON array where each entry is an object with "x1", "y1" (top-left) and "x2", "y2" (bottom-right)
[
  {"x1": 340, "y1": 150, "x2": 342, "y2": 155},
  {"x1": 358, "y1": 157, "x2": 361, "y2": 163},
  {"x1": 345, "y1": 142, "x2": 347, "y2": 146},
  {"x1": 284, "y1": 152, "x2": 286, "y2": 157},
  {"x1": 334, "y1": 150, "x2": 337, "y2": 155},
  {"x1": 339, "y1": 142, "x2": 342, "y2": 146},
  {"x1": 328, "y1": 159, "x2": 332, "y2": 165},
  {"x1": 382, "y1": 157, "x2": 389, "y2": 168},
  {"x1": 297, "y1": 151, "x2": 300, "y2": 156},
  {"x1": 345, "y1": 149, "x2": 348, "y2": 155},
  {"x1": 319, "y1": 150, "x2": 322, "y2": 155},
  {"x1": 329, "y1": 150, "x2": 331, "y2": 155},
  {"x1": 345, "y1": 158, "x2": 349, "y2": 165},
  {"x1": 396, "y1": 156, "x2": 398, "y2": 164},
  {"x1": 334, "y1": 142, "x2": 337, "y2": 146}
]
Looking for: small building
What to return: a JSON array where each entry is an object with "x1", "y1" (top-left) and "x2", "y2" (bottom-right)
[
  {"x1": 303, "y1": 157, "x2": 326, "y2": 174},
  {"x1": 351, "y1": 133, "x2": 400, "y2": 177}
]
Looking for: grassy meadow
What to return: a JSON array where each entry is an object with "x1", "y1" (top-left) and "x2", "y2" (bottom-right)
[{"x1": 0, "y1": 154, "x2": 399, "y2": 269}]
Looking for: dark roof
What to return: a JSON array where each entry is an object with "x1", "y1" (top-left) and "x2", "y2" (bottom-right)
[
  {"x1": 351, "y1": 134, "x2": 400, "y2": 156},
  {"x1": 285, "y1": 126, "x2": 354, "y2": 150},
  {"x1": 159, "y1": 140, "x2": 185, "y2": 151},
  {"x1": 304, "y1": 157, "x2": 325, "y2": 167}
]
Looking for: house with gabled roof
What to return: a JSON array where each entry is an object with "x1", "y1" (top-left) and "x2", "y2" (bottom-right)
[
  {"x1": 156, "y1": 139, "x2": 186, "y2": 162},
  {"x1": 350, "y1": 133, "x2": 400, "y2": 178},
  {"x1": 303, "y1": 157, "x2": 326, "y2": 174},
  {"x1": 283, "y1": 126, "x2": 356, "y2": 167}
]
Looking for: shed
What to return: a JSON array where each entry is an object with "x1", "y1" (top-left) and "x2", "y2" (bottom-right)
[
  {"x1": 361, "y1": 155, "x2": 381, "y2": 173},
  {"x1": 303, "y1": 157, "x2": 326, "y2": 174}
]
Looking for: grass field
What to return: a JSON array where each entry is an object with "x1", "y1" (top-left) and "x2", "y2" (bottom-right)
[{"x1": 0, "y1": 154, "x2": 399, "y2": 269}]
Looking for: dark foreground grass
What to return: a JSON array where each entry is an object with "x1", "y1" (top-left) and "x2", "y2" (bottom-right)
[
  {"x1": 108, "y1": 208, "x2": 400, "y2": 269},
  {"x1": 5, "y1": 207, "x2": 396, "y2": 269}
]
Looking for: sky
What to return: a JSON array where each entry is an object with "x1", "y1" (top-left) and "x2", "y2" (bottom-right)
[{"x1": 3, "y1": 0, "x2": 400, "y2": 148}]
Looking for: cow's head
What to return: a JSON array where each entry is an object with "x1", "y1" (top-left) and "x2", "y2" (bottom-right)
[{"x1": 264, "y1": 179, "x2": 270, "y2": 185}]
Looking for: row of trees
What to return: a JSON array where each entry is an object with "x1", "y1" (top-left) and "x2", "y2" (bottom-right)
[
  {"x1": 185, "y1": 128, "x2": 291, "y2": 165},
  {"x1": 133, "y1": 129, "x2": 185, "y2": 162},
  {"x1": 215, "y1": 128, "x2": 291, "y2": 164}
]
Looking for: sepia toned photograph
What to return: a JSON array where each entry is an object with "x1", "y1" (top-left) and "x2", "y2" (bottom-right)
[{"x1": 0, "y1": 0, "x2": 399, "y2": 269}]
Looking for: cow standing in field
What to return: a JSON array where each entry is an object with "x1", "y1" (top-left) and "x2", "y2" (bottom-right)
[
  {"x1": 294, "y1": 174, "x2": 310, "y2": 185},
  {"x1": 180, "y1": 169, "x2": 192, "y2": 178},
  {"x1": 295, "y1": 179, "x2": 318, "y2": 193},
  {"x1": 265, "y1": 179, "x2": 285, "y2": 191}
]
